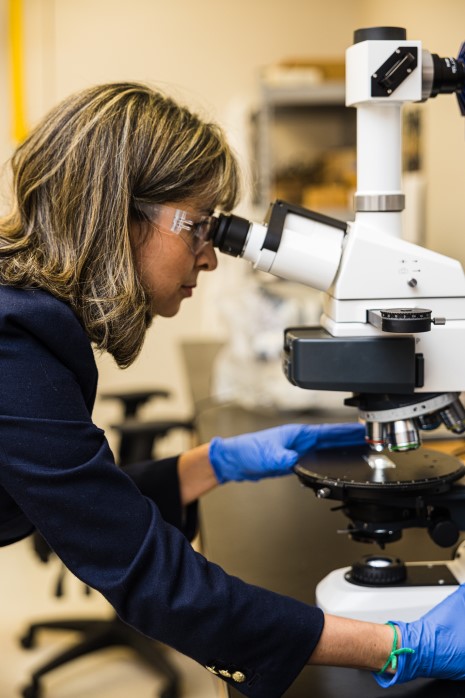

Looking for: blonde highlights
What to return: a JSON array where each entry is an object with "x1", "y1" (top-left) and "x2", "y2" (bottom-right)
[{"x1": 0, "y1": 83, "x2": 240, "y2": 366}]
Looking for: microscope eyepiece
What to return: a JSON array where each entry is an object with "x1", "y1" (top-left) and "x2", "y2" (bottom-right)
[{"x1": 212, "y1": 213, "x2": 250, "y2": 257}]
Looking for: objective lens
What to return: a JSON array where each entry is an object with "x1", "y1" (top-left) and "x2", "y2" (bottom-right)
[
  {"x1": 365, "y1": 422, "x2": 387, "y2": 452},
  {"x1": 416, "y1": 412, "x2": 442, "y2": 431},
  {"x1": 386, "y1": 419, "x2": 421, "y2": 452},
  {"x1": 439, "y1": 397, "x2": 465, "y2": 434}
]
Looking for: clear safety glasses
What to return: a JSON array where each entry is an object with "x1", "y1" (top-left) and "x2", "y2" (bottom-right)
[{"x1": 136, "y1": 202, "x2": 218, "y2": 255}]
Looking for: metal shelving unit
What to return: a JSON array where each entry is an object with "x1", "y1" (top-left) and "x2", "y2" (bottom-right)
[{"x1": 253, "y1": 78, "x2": 357, "y2": 210}]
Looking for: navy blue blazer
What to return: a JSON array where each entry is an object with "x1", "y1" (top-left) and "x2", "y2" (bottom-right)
[{"x1": 0, "y1": 285, "x2": 324, "y2": 697}]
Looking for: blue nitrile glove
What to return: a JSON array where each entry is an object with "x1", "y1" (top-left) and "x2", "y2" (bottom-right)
[
  {"x1": 209, "y1": 422, "x2": 365, "y2": 484},
  {"x1": 374, "y1": 585, "x2": 465, "y2": 687}
]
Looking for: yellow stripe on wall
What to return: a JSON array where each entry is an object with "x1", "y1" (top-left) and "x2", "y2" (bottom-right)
[{"x1": 9, "y1": 0, "x2": 28, "y2": 143}]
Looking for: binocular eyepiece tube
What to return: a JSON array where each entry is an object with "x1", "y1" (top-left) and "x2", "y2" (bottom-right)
[{"x1": 213, "y1": 202, "x2": 347, "y2": 292}]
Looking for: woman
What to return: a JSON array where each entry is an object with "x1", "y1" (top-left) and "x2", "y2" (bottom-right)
[{"x1": 0, "y1": 82, "x2": 464, "y2": 696}]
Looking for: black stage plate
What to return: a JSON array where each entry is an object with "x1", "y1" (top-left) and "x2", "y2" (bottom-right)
[{"x1": 294, "y1": 445, "x2": 465, "y2": 498}]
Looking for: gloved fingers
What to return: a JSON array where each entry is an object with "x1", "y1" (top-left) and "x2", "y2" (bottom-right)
[
  {"x1": 281, "y1": 422, "x2": 365, "y2": 455},
  {"x1": 315, "y1": 422, "x2": 366, "y2": 450},
  {"x1": 421, "y1": 583, "x2": 465, "y2": 624},
  {"x1": 265, "y1": 445, "x2": 302, "y2": 472},
  {"x1": 209, "y1": 422, "x2": 367, "y2": 485},
  {"x1": 252, "y1": 422, "x2": 366, "y2": 457},
  {"x1": 248, "y1": 428, "x2": 306, "y2": 474},
  {"x1": 274, "y1": 424, "x2": 321, "y2": 455},
  {"x1": 208, "y1": 432, "x2": 298, "y2": 483}
]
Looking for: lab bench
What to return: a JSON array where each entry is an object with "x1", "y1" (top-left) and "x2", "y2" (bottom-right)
[{"x1": 195, "y1": 402, "x2": 465, "y2": 698}]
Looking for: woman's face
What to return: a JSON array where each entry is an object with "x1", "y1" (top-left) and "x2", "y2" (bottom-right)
[{"x1": 133, "y1": 199, "x2": 218, "y2": 317}]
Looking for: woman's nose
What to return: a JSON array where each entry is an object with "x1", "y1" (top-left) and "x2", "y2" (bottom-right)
[{"x1": 197, "y1": 242, "x2": 218, "y2": 271}]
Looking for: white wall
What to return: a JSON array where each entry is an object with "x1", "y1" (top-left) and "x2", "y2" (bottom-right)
[{"x1": 2, "y1": 1, "x2": 465, "y2": 444}]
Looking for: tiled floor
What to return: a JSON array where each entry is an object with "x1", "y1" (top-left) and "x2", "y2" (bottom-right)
[{"x1": 0, "y1": 538, "x2": 219, "y2": 697}]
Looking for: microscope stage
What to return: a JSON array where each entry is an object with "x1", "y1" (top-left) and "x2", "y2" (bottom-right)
[{"x1": 294, "y1": 445, "x2": 465, "y2": 498}]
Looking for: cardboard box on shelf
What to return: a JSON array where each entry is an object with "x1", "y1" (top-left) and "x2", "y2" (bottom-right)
[
  {"x1": 278, "y1": 58, "x2": 345, "y2": 81},
  {"x1": 302, "y1": 183, "x2": 352, "y2": 210}
]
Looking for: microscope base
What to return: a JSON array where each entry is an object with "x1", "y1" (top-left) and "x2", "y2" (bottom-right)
[{"x1": 316, "y1": 541, "x2": 465, "y2": 623}]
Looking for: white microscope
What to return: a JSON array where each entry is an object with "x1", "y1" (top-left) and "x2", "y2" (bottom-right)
[{"x1": 213, "y1": 27, "x2": 465, "y2": 622}]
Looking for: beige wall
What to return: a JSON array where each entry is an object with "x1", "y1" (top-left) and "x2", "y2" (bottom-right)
[{"x1": 2, "y1": 1, "x2": 465, "y2": 443}]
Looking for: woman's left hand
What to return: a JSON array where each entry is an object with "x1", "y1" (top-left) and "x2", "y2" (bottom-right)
[
  {"x1": 374, "y1": 584, "x2": 465, "y2": 687},
  {"x1": 209, "y1": 422, "x2": 365, "y2": 484}
]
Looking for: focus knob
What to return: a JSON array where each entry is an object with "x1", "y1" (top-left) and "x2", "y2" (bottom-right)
[{"x1": 428, "y1": 516, "x2": 459, "y2": 548}]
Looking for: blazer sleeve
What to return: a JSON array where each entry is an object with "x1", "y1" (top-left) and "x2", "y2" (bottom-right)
[
  {"x1": 123, "y1": 457, "x2": 199, "y2": 541},
  {"x1": 0, "y1": 288, "x2": 324, "y2": 698}
]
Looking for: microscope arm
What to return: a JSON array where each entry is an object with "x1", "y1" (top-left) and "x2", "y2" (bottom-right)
[{"x1": 212, "y1": 28, "x2": 465, "y2": 555}]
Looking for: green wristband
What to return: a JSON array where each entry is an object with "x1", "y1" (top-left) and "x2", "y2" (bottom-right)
[{"x1": 377, "y1": 622, "x2": 415, "y2": 675}]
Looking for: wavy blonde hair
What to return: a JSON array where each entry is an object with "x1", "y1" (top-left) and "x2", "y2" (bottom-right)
[{"x1": 0, "y1": 83, "x2": 240, "y2": 366}]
